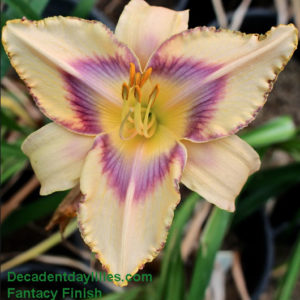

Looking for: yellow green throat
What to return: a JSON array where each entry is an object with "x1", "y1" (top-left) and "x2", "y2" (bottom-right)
[{"x1": 120, "y1": 63, "x2": 160, "y2": 140}]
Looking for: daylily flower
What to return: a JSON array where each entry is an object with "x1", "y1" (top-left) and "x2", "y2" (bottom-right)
[{"x1": 2, "y1": 0, "x2": 297, "y2": 286}]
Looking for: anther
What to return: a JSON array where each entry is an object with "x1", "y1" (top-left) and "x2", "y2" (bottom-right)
[
  {"x1": 140, "y1": 68, "x2": 152, "y2": 88},
  {"x1": 120, "y1": 65, "x2": 159, "y2": 140},
  {"x1": 129, "y1": 63, "x2": 136, "y2": 87},
  {"x1": 122, "y1": 83, "x2": 129, "y2": 100}
]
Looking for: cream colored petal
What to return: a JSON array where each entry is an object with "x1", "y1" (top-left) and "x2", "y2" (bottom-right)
[
  {"x1": 181, "y1": 135, "x2": 260, "y2": 212},
  {"x1": 78, "y1": 127, "x2": 186, "y2": 286},
  {"x1": 148, "y1": 25, "x2": 298, "y2": 142},
  {"x1": 2, "y1": 17, "x2": 139, "y2": 135},
  {"x1": 115, "y1": 0, "x2": 189, "y2": 69},
  {"x1": 22, "y1": 123, "x2": 94, "y2": 195}
]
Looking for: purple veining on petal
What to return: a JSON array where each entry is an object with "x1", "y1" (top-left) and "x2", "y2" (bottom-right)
[
  {"x1": 60, "y1": 53, "x2": 139, "y2": 134},
  {"x1": 149, "y1": 55, "x2": 227, "y2": 141},
  {"x1": 93, "y1": 134, "x2": 186, "y2": 203},
  {"x1": 186, "y1": 76, "x2": 227, "y2": 141},
  {"x1": 71, "y1": 54, "x2": 136, "y2": 83},
  {"x1": 62, "y1": 71, "x2": 102, "y2": 134}
]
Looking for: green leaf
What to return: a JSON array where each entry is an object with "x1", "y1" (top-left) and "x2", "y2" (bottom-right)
[
  {"x1": 1, "y1": 140, "x2": 27, "y2": 184},
  {"x1": 2, "y1": 141, "x2": 25, "y2": 158},
  {"x1": 240, "y1": 116, "x2": 296, "y2": 148},
  {"x1": 3, "y1": 0, "x2": 40, "y2": 20},
  {"x1": 233, "y1": 163, "x2": 300, "y2": 225},
  {"x1": 1, "y1": 45, "x2": 11, "y2": 78},
  {"x1": 158, "y1": 193, "x2": 199, "y2": 300},
  {"x1": 29, "y1": 0, "x2": 50, "y2": 15},
  {"x1": 1, "y1": 157, "x2": 27, "y2": 184},
  {"x1": 187, "y1": 208, "x2": 232, "y2": 300},
  {"x1": 279, "y1": 136, "x2": 300, "y2": 161},
  {"x1": 165, "y1": 250, "x2": 185, "y2": 300},
  {"x1": 1, "y1": 10, "x2": 12, "y2": 78},
  {"x1": 275, "y1": 233, "x2": 300, "y2": 300},
  {"x1": 1, "y1": 191, "x2": 68, "y2": 236},
  {"x1": 1, "y1": 5, "x2": 21, "y2": 78},
  {"x1": 1, "y1": 109, "x2": 29, "y2": 134},
  {"x1": 71, "y1": 0, "x2": 97, "y2": 18}
]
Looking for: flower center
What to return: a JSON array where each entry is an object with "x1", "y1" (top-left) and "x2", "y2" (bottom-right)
[{"x1": 119, "y1": 63, "x2": 159, "y2": 140}]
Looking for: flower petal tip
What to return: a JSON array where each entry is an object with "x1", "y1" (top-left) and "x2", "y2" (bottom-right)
[
  {"x1": 21, "y1": 123, "x2": 94, "y2": 195},
  {"x1": 182, "y1": 136, "x2": 260, "y2": 212},
  {"x1": 227, "y1": 203, "x2": 236, "y2": 213},
  {"x1": 78, "y1": 203, "x2": 167, "y2": 287},
  {"x1": 77, "y1": 132, "x2": 186, "y2": 286},
  {"x1": 148, "y1": 23, "x2": 298, "y2": 142}
]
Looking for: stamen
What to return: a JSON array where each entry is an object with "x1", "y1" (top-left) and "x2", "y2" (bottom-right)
[
  {"x1": 129, "y1": 63, "x2": 136, "y2": 87},
  {"x1": 143, "y1": 84, "x2": 160, "y2": 138},
  {"x1": 121, "y1": 99, "x2": 130, "y2": 121},
  {"x1": 134, "y1": 85, "x2": 141, "y2": 103},
  {"x1": 120, "y1": 63, "x2": 159, "y2": 140},
  {"x1": 144, "y1": 113, "x2": 157, "y2": 138},
  {"x1": 140, "y1": 68, "x2": 152, "y2": 88},
  {"x1": 122, "y1": 83, "x2": 129, "y2": 100},
  {"x1": 135, "y1": 72, "x2": 141, "y2": 86},
  {"x1": 148, "y1": 84, "x2": 160, "y2": 107}
]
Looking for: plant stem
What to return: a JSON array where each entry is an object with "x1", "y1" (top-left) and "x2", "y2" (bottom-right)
[{"x1": 1, "y1": 219, "x2": 78, "y2": 272}]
